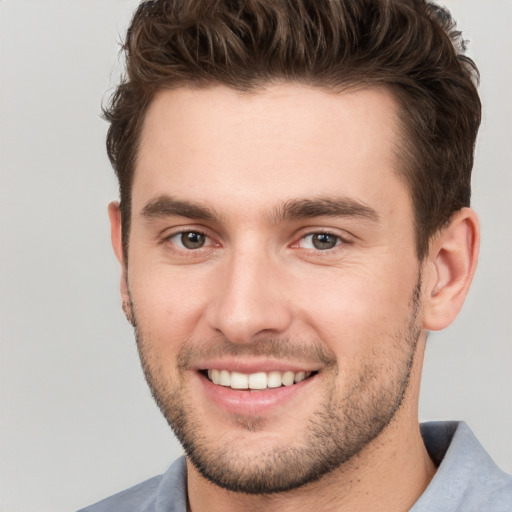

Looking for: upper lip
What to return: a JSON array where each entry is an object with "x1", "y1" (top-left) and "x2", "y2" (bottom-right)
[{"x1": 191, "y1": 358, "x2": 322, "y2": 374}]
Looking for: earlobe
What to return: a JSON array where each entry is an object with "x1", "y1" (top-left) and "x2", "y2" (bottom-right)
[
  {"x1": 423, "y1": 208, "x2": 480, "y2": 331},
  {"x1": 119, "y1": 269, "x2": 134, "y2": 325},
  {"x1": 108, "y1": 201, "x2": 134, "y2": 325}
]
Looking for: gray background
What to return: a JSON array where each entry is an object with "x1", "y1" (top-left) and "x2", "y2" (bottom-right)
[{"x1": 0, "y1": 1, "x2": 510, "y2": 511}]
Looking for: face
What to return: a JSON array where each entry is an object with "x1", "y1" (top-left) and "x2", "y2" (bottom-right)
[{"x1": 120, "y1": 84, "x2": 425, "y2": 493}]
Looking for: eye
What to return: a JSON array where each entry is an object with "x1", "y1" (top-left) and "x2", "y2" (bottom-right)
[
  {"x1": 299, "y1": 233, "x2": 342, "y2": 250},
  {"x1": 168, "y1": 231, "x2": 208, "y2": 250}
]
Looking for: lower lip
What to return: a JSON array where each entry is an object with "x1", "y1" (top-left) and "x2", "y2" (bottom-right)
[{"x1": 197, "y1": 372, "x2": 317, "y2": 416}]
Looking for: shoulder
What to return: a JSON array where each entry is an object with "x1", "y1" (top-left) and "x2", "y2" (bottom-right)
[
  {"x1": 413, "y1": 421, "x2": 512, "y2": 512},
  {"x1": 77, "y1": 475, "x2": 163, "y2": 512},
  {"x1": 77, "y1": 457, "x2": 188, "y2": 512}
]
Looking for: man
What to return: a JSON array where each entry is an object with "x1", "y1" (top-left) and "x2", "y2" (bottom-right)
[{"x1": 80, "y1": 0, "x2": 512, "y2": 510}]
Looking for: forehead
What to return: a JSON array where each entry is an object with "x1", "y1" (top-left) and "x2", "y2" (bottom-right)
[{"x1": 134, "y1": 83, "x2": 409, "y2": 221}]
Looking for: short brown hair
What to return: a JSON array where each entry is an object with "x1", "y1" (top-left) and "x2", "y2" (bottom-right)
[{"x1": 104, "y1": 0, "x2": 481, "y2": 260}]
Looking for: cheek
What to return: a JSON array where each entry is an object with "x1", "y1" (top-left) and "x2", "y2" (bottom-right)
[
  {"x1": 128, "y1": 265, "x2": 210, "y2": 353},
  {"x1": 292, "y1": 263, "x2": 419, "y2": 358}
]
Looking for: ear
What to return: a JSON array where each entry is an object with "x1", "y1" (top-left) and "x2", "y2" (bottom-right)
[
  {"x1": 108, "y1": 201, "x2": 134, "y2": 324},
  {"x1": 423, "y1": 208, "x2": 479, "y2": 331}
]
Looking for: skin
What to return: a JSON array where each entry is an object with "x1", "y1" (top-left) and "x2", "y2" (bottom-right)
[{"x1": 109, "y1": 84, "x2": 479, "y2": 512}]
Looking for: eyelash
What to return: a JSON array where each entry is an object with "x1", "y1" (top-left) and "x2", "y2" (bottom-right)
[
  {"x1": 162, "y1": 229, "x2": 348, "y2": 254},
  {"x1": 295, "y1": 232, "x2": 346, "y2": 251},
  {"x1": 162, "y1": 229, "x2": 214, "y2": 251}
]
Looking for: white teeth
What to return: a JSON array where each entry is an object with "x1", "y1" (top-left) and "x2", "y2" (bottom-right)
[
  {"x1": 210, "y1": 369, "x2": 220, "y2": 385},
  {"x1": 205, "y1": 369, "x2": 313, "y2": 390},
  {"x1": 282, "y1": 371, "x2": 295, "y2": 386},
  {"x1": 248, "y1": 372, "x2": 267, "y2": 390},
  {"x1": 219, "y1": 369, "x2": 231, "y2": 386},
  {"x1": 294, "y1": 371, "x2": 306, "y2": 383},
  {"x1": 267, "y1": 371, "x2": 282, "y2": 388},
  {"x1": 230, "y1": 371, "x2": 249, "y2": 389}
]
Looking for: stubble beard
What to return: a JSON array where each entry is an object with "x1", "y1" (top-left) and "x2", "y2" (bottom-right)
[{"x1": 131, "y1": 278, "x2": 423, "y2": 495}]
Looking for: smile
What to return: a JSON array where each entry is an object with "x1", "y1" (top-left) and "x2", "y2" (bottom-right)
[{"x1": 205, "y1": 369, "x2": 315, "y2": 390}]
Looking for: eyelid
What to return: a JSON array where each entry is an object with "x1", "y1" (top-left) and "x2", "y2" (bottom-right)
[
  {"x1": 298, "y1": 232, "x2": 343, "y2": 250},
  {"x1": 291, "y1": 227, "x2": 352, "y2": 247},
  {"x1": 159, "y1": 225, "x2": 351, "y2": 252},
  {"x1": 161, "y1": 226, "x2": 218, "y2": 249}
]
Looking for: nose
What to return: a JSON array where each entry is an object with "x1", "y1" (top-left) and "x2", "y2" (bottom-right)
[{"x1": 205, "y1": 248, "x2": 293, "y2": 344}]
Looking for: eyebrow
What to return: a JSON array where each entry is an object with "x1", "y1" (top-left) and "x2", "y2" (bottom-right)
[
  {"x1": 141, "y1": 194, "x2": 379, "y2": 224},
  {"x1": 141, "y1": 195, "x2": 218, "y2": 221},
  {"x1": 273, "y1": 197, "x2": 380, "y2": 223}
]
